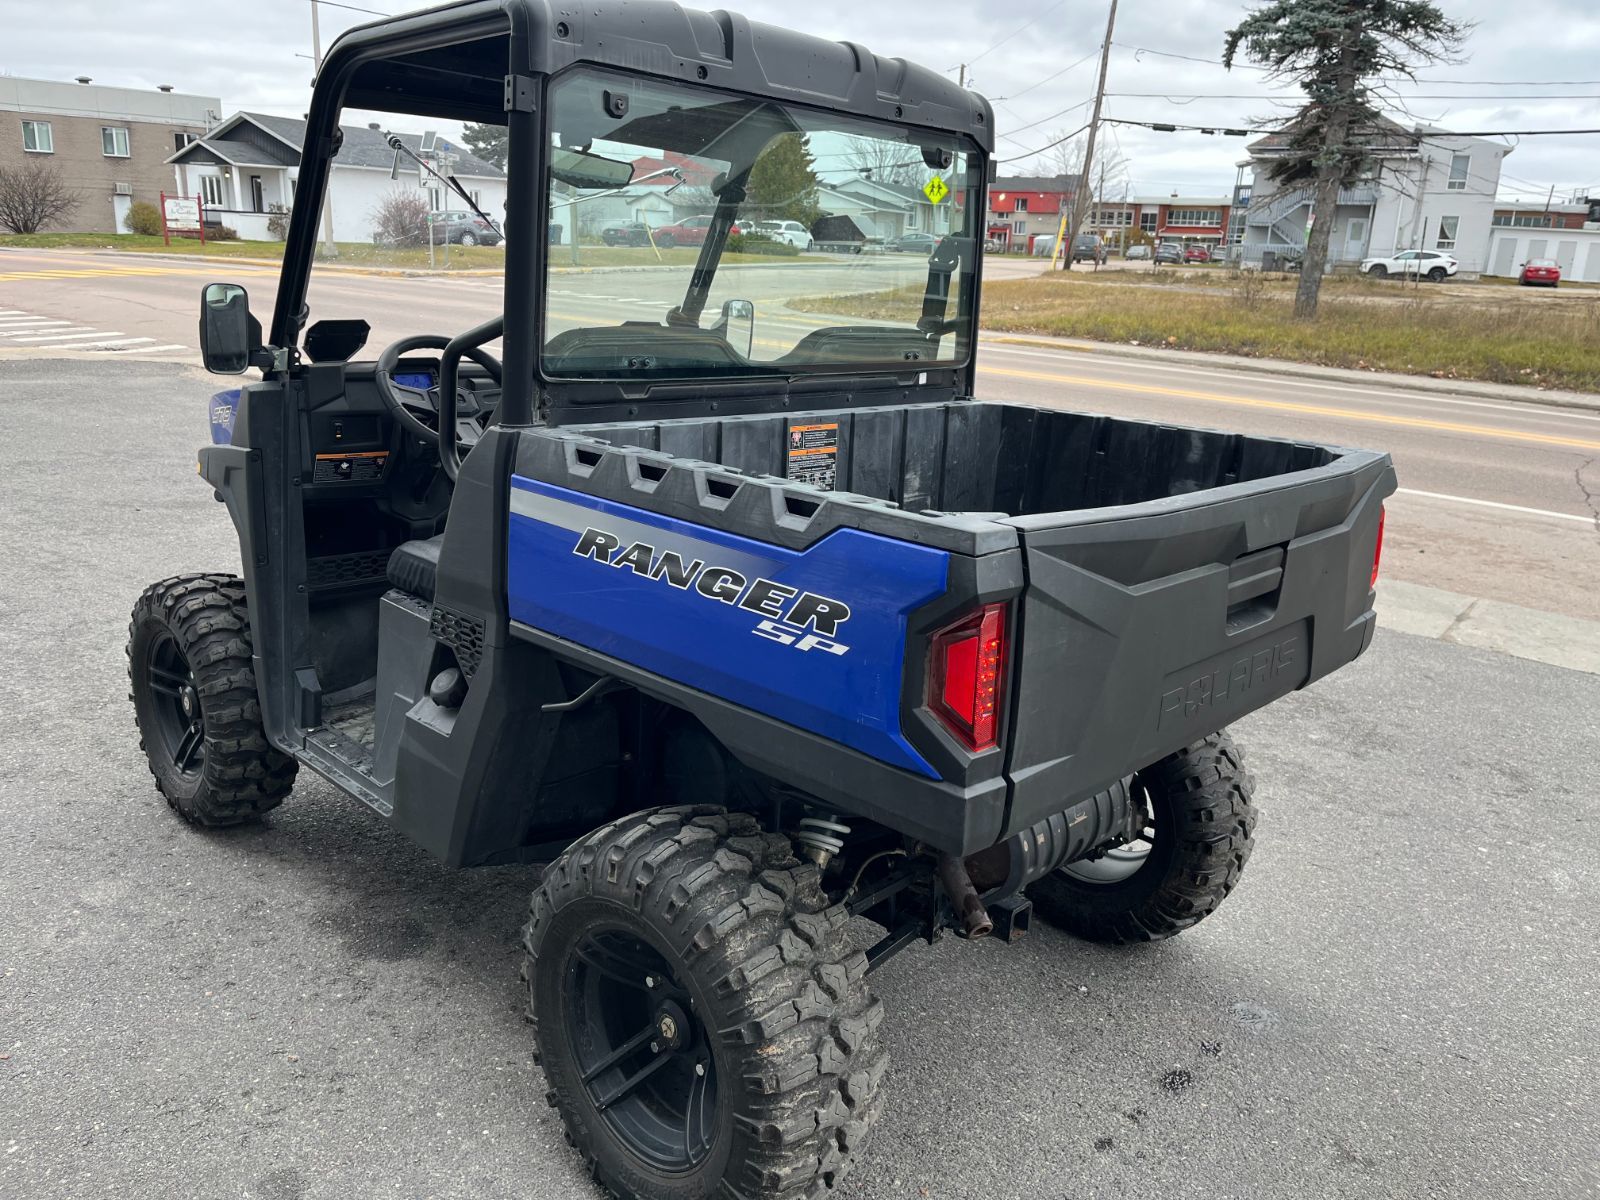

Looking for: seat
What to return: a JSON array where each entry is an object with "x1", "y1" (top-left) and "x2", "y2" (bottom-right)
[{"x1": 386, "y1": 535, "x2": 443, "y2": 602}]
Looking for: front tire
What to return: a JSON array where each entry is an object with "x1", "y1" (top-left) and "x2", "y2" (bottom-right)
[
  {"x1": 127, "y1": 573, "x2": 296, "y2": 826},
  {"x1": 1027, "y1": 732, "x2": 1257, "y2": 944},
  {"x1": 524, "y1": 807, "x2": 886, "y2": 1200},
  {"x1": 460, "y1": 231, "x2": 478, "y2": 247},
  {"x1": 656, "y1": 233, "x2": 675, "y2": 248},
  {"x1": 1368, "y1": 264, "x2": 1387, "y2": 278}
]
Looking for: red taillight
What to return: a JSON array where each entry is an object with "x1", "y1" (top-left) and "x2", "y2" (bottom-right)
[
  {"x1": 929, "y1": 602, "x2": 1008, "y2": 751},
  {"x1": 1371, "y1": 506, "x2": 1386, "y2": 587}
]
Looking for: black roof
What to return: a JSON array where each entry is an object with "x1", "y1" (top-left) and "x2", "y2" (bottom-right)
[{"x1": 331, "y1": 0, "x2": 994, "y2": 152}]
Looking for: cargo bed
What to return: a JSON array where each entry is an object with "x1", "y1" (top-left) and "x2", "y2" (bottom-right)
[{"x1": 510, "y1": 399, "x2": 1394, "y2": 853}]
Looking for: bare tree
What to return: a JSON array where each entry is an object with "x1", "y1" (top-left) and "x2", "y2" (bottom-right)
[
  {"x1": 1036, "y1": 133, "x2": 1128, "y2": 197},
  {"x1": 837, "y1": 136, "x2": 922, "y2": 187},
  {"x1": 0, "y1": 160, "x2": 82, "y2": 234},
  {"x1": 369, "y1": 188, "x2": 430, "y2": 246}
]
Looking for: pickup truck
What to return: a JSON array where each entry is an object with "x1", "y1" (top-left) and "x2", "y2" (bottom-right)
[{"x1": 129, "y1": 3, "x2": 1395, "y2": 1197}]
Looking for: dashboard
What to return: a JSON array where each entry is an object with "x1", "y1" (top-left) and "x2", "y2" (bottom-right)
[{"x1": 392, "y1": 370, "x2": 436, "y2": 391}]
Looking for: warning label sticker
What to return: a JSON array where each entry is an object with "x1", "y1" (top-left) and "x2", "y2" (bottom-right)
[{"x1": 786, "y1": 422, "x2": 839, "y2": 490}]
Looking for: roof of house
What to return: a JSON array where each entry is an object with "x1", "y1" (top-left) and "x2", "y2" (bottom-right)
[
  {"x1": 169, "y1": 111, "x2": 504, "y2": 178},
  {"x1": 1247, "y1": 114, "x2": 1420, "y2": 157}
]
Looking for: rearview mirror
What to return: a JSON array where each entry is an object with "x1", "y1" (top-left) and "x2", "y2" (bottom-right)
[
  {"x1": 198, "y1": 282, "x2": 262, "y2": 375},
  {"x1": 714, "y1": 299, "x2": 755, "y2": 358},
  {"x1": 550, "y1": 147, "x2": 635, "y2": 190}
]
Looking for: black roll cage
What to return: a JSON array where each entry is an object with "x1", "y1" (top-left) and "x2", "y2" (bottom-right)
[{"x1": 272, "y1": 0, "x2": 997, "y2": 428}]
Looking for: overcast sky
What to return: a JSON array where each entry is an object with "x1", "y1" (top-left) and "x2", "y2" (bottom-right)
[{"x1": 6, "y1": 0, "x2": 1597, "y2": 202}]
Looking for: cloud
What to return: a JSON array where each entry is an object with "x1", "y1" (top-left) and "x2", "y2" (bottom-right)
[{"x1": 4, "y1": 0, "x2": 1595, "y2": 199}]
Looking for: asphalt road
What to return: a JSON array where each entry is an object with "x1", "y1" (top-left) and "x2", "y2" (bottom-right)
[{"x1": 2, "y1": 357, "x2": 1598, "y2": 1200}]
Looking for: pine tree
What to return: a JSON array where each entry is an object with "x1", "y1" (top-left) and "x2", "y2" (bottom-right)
[
  {"x1": 1224, "y1": 0, "x2": 1468, "y2": 318},
  {"x1": 460, "y1": 123, "x2": 509, "y2": 171},
  {"x1": 745, "y1": 134, "x2": 821, "y2": 226}
]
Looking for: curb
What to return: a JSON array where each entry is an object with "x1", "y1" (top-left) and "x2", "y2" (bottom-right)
[{"x1": 979, "y1": 333, "x2": 1600, "y2": 413}]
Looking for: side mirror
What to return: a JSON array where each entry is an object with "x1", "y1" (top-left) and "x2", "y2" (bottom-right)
[
  {"x1": 714, "y1": 299, "x2": 755, "y2": 358},
  {"x1": 198, "y1": 282, "x2": 263, "y2": 375}
]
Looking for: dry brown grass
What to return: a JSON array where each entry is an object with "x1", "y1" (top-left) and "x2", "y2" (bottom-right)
[{"x1": 795, "y1": 272, "x2": 1600, "y2": 392}]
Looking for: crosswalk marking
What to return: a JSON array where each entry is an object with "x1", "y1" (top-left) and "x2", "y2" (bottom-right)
[{"x1": 0, "y1": 305, "x2": 187, "y2": 356}]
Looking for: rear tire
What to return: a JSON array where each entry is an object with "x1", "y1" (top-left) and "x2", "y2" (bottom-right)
[
  {"x1": 524, "y1": 806, "x2": 887, "y2": 1200},
  {"x1": 460, "y1": 231, "x2": 478, "y2": 247},
  {"x1": 656, "y1": 233, "x2": 675, "y2": 248},
  {"x1": 1027, "y1": 732, "x2": 1257, "y2": 944},
  {"x1": 127, "y1": 573, "x2": 296, "y2": 826},
  {"x1": 1427, "y1": 266, "x2": 1447, "y2": 282}
]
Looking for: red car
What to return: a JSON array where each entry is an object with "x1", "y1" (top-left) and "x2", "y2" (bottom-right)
[
  {"x1": 1184, "y1": 245, "x2": 1212, "y2": 263},
  {"x1": 651, "y1": 214, "x2": 743, "y2": 247},
  {"x1": 1519, "y1": 258, "x2": 1560, "y2": 287}
]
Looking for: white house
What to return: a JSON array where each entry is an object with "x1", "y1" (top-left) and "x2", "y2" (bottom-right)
[
  {"x1": 1239, "y1": 118, "x2": 1507, "y2": 276},
  {"x1": 167, "y1": 112, "x2": 506, "y2": 243}
]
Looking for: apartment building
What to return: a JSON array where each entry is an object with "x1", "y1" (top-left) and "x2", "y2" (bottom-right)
[{"x1": 0, "y1": 76, "x2": 220, "y2": 233}]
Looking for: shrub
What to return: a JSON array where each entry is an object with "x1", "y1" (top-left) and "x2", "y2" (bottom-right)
[
  {"x1": 206, "y1": 224, "x2": 240, "y2": 241},
  {"x1": 0, "y1": 160, "x2": 82, "y2": 234},
  {"x1": 370, "y1": 188, "x2": 430, "y2": 247},
  {"x1": 265, "y1": 203, "x2": 291, "y2": 240},
  {"x1": 727, "y1": 232, "x2": 799, "y2": 257},
  {"x1": 125, "y1": 200, "x2": 162, "y2": 236}
]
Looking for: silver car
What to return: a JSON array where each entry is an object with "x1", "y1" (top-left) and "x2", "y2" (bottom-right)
[{"x1": 751, "y1": 220, "x2": 815, "y2": 250}]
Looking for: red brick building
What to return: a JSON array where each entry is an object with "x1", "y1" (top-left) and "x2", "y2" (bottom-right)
[{"x1": 1491, "y1": 202, "x2": 1593, "y2": 231}]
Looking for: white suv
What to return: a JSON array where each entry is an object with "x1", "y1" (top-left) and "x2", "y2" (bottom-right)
[
  {"x1": 752, "y1": 220, "x2": 815, "y2": 250},
  {"x1": 1360, "y1": 249, "x2": 1459, "y2": 281}
]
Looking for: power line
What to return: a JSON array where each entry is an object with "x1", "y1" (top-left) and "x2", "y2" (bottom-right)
[
  {"x1": 1112, "y1": 42, "x2": 1600, "y2": 88},
  {"x1": 992, "y1": 49, "x2": 1101, "y2": 102},
  {"x1": 996, "y1": 121, "x2": 1094, "y2": 164},
  {"x1": 1104, "y1": 116, "x2": 1600, "y2": 139},
  {"x1": 1106, "y1": 91, "x2": 1600, "y2": 101},
  {"x1": 952, "y1": 0, "x2": 1072, "y2": 72},
  {"x1": 311, "y1": 0, "x2": 389, "y2": 15},
  {"x1": 995, "y1": 96, "x2": 1094, "y2": 141}
]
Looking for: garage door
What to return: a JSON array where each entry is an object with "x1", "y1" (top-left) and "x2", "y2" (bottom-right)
[
  {"x1": 1555, "y1": 241, "x2": 1578, "y2": 276},
  {"x1": 1492, "y1": 237, "x2": 1518, "y2": 277}
]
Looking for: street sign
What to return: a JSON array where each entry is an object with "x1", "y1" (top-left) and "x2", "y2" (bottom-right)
[
  {"x1": 923, "y1": 175, "x2": 949, "y2": 205},
  {"x1": 163, "y1": 196, "x2": 201, "y2": 231}
]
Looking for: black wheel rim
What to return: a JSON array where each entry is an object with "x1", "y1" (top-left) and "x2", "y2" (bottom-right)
[
  {"x1": 563, "y1": 926, "x2": 718, "y2": 1172},
  {"x1": 145, "y1": 631, "x2": 205, "y2": 776}
]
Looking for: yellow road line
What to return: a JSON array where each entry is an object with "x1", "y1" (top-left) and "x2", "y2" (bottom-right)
[{"x1": 983, "y1": 365, "x2": 1600, "y2": 452}]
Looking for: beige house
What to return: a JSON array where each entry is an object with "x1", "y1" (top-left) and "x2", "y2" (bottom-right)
[{"x1": 0, "y1": 76, "x2": 220, "y2": 234}]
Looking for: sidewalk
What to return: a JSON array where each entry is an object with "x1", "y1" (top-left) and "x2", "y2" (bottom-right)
[
  {"x1": 1378, "y1": 579, "x2": 1600, "y2": 674},
  {"x1": 981, "y1": 330, "x2": 1600, "y2": 413}
]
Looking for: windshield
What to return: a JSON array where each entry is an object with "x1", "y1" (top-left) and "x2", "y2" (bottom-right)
[{"x1": 543, "y1": 67, "x2": 981, "y2": 380}]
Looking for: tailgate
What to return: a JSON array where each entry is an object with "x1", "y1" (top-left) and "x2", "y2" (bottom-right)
[{"x1": 1001, "y1": 448, "x2": 1394, "y2": 835}]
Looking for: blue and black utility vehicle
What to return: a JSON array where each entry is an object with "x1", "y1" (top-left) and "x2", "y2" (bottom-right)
[{"x1": 128, "y1": 2, "x2": 1395, "y2": 1195}]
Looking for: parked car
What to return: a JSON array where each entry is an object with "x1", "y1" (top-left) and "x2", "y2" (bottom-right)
[
  {"x1": 599, "y1": 220, "x2": 651, "y2": 246},
  {"x1": 1360, "y1": 249, "x2": 1458, "y2": 281},
  {"x1": 984, "y1": 236, "x2": 1007, "y2": 253},
  {"x1": 1071, "y1": 234, "x2": 1105, "y2": 263},
  {"x1": 652, "y1": 214, "x2": 742, "y2": 247},
  {"x1": 1125, "y1": 243, "x2": 1152, "y2": 260},
  {"x1": 1518, "y1": 257, "x2": 1561, "y2": 288},
  {"x1": 890, "y1": 231, "x2": 938, "y2": 254},
  {"x1": 751, "y1": 219, "x2": 815, "y2": 250},
  {"x1": 1184, "y1": 244, "x2": 1212, "y2": 263},
  {"x1": 433, "y1": 211, "x2": 502, "y2": 246},
  {"x1": 1152, "y1": 242, "x2": 1184, "y2": 265}
]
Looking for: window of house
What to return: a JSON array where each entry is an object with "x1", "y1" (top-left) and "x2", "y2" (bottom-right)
[
  {"x1": 1436, "y1": 215, "x2": 1459, "y2": 250},
  {"x1": 1168, "y1": 208, "x2": 1221, "y2": 226},
  {"x1": 1012, "y1": 219, "x2": 1026, "y2": 235},
  {"x1": 199, "y1": 175, "x2": 226, "y2": 207},
  {"x1": 101, "y1": 126, "x2": 130, "y2": 157},
  {"x1": 1447, "y1": 153, "x2": 1470, "y2": 191},
  {"x1": 1512, "y1": 213, "x2": 1552, "y2": 228},
  {"x1": 1139, "y1": 211, "x2": 1158, "y2": 232},
  {"x1": 174, "y1": 132, "x2": 197, "y2": 153},
  {"x1": 21, "y1": 120, "x2": 53, "y2": 153},
  {"x1": 1014, "y1": 197, "x2": 1029, "y2": 213}
]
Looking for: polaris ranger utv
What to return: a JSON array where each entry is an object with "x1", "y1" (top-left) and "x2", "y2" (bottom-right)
[{"x1": 127, "y1": 2, "x2": 1394, "y2": 1195}]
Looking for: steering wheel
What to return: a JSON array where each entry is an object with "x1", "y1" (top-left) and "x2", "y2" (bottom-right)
[{"x1": 374, "y1": 334, "x2": 503, "y2": 447}]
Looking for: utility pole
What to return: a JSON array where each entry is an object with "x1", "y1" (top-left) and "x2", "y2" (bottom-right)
[
  {"x1": 1059, "y1": 0, "x2": 1117, "y2": 270},
  {"x1": 310, "y1": 0, "x2": 339, "y2": 258}
]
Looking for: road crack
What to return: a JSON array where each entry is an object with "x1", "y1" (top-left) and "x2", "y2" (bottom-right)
[{"x1": 1575, "y1": 457, "x2": 1600, "y2": 542}]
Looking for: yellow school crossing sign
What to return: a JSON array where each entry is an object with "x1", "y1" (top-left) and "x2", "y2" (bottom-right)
[{"x1": 923, "y1": 175, "x2": 949, "y2": 204}]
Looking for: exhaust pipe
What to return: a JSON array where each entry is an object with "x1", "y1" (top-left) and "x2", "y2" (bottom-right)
[{"x1": 937, "y1": 854, "x2": 993, "y2": 939}]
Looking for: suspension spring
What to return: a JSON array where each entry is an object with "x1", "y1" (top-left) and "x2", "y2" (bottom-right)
[{"x1": 793, "y1": 816, "x2": 852, "y2": 870}]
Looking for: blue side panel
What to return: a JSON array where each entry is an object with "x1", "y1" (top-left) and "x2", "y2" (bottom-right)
[
  {"x1": 209, "y1": 389, "x2": 241, "y2": 445},
  {"x1": 507, "y1": 477, "x2": 950, "y2": 778}
]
